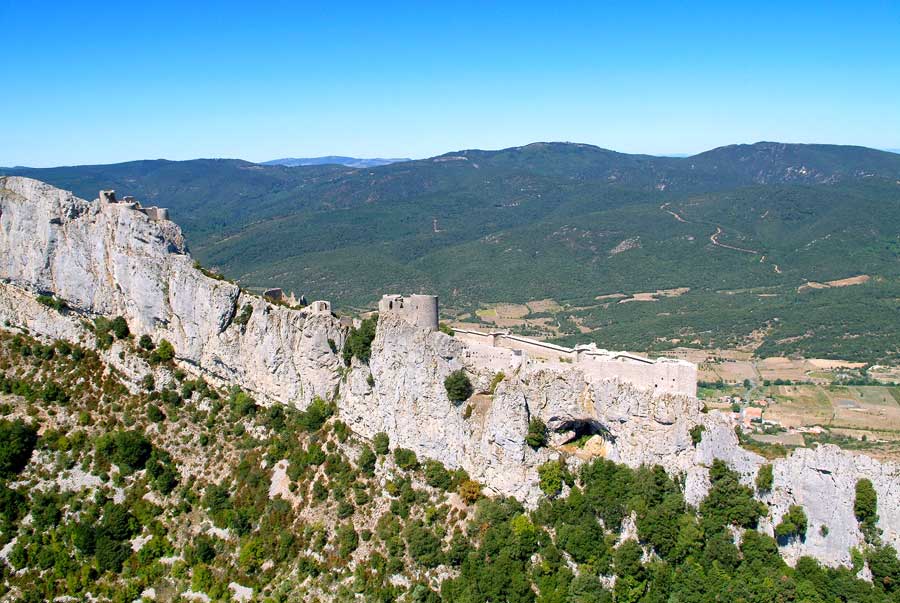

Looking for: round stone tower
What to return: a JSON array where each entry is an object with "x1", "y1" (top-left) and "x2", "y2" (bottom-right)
[
  {"x1": 378, "y1": 294, "x2": 439, "y2": 331},
  {"x1": 408, "y1": 294, "x2": 439, "y2": 330}
]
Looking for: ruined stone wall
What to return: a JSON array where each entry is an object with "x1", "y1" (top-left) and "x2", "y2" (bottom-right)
[
  {"x1": 578, "y1": 353, "x2": 697, "y2": 397},
  {"x1": 497, "y1": 333, "x2": 574, "y2": 361},
  {"x1": 453, "y1": 328, "x2": 696, "y2": 397},
  {"x1": 459, "y1": 339, "x2": 522, "y2": 373}
]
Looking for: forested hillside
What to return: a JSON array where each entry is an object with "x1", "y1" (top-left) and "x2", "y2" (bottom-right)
[
  {"x1": 6, "y1": 142, "x2": 900, "y2": 361},
  {"x1": 2, "y1": 329, "x2": 899, "y2": 602}
]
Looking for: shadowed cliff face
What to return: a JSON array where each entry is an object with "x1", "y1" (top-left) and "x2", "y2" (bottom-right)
[{"x1": 1, "y1": 176, "x2": 899, "y2": 569}]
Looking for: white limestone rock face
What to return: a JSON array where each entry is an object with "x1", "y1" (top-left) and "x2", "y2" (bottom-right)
[
  {"x1": 0, "y1": 176, "x2": 343, "y2": 407},
  {"x1": 690, "y1": 412, "x2": 900, "y2": 567},
  {"x1": 340, "y1": 314, "x2": 703, "y2": 503},
  {"x1": 339, "y1": 315, "x2": 541, "y2": 497}
]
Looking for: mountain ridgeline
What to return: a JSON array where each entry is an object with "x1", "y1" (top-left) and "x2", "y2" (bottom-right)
[
  {"x1": 5, "y1": 141, "x2": 900, "y2": 361},
  {"x1": 261, "y1": 156, "x2": 412, "y2": 168}
]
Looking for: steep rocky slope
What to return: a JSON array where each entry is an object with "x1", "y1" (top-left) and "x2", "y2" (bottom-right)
[
  {"x1": 0, "y1": 177, "x2": 344, "y2": 406},
  {"x1": 1, "y1": 176, "x2": 899, "y2": 571}
]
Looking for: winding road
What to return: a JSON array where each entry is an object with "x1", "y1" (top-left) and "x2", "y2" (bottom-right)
[{"x1": 660, "y1": 203, "x2": 782, "y2": 272}]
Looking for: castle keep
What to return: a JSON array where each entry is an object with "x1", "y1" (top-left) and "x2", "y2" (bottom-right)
[{"x1": 378, "y1": 294, "x2": 439, "y2": 330}]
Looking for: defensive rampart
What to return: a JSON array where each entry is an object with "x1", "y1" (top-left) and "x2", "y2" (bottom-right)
[{"x1": 454, "y1": 328, "x2": 696, "y2": 396}]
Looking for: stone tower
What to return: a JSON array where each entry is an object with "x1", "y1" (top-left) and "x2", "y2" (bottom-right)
[{"x1": 378, "y1": 294, "x2": 439, "y2": 331}]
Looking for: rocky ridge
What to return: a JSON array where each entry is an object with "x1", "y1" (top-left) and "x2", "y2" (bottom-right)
[{"x1": 1, "y1": 176, "x2": 898, "y2": 568}]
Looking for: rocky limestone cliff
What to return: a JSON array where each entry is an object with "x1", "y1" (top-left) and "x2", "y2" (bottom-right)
[
  {"x1": 339, "y1": 314, "x2": 702, "y2": 502},
  {"x1": 1, "y1": 176, "x2": 899, "y2": 569},
  {"x1": 0, "y1": 176, "x2": 344, "y2": 406}
]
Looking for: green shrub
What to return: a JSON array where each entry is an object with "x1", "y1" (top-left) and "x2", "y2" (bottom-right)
[
  {"x1": 36, "y1": 294, "x2": 68, "y2": 312},
  {"x1": 358, "y1": 446, "x2": 376, "y2": 476},
  {"x1": 444, "y1": 370, "x2": 473, "y2": 404},
  {"x1": 72, "y1": 521, "x2": 96, "y2": 554},
  {"x1": 336, "y1": 524, "x2": 359, "y2": 559},
  {"x1": 297, "y1": 397, "x2": 334, "y2": 431},
  {"x1": 146, "y1": 448, "x2": 179, "y2": 494},
  {"x1": 423, "y1": 460, "x2": 452, "y2": 490},
  {"x1": 373, "y1": 432, "x2": 390, "y2": 455},
  {"x1": 525, "y1": 417, "x2": 548, "y2": 448},
  {"x1": 488, "y1": 372, "x2": 505, "y2": 394},
  {"x1": 229, "y1": 389, "x2": 258, "y2": 418},
  {"x1": 405, "y1": 521, "x2": 443, "y2": 567},
  {"x1": 393, "y1": 448, "x2": 418, "y2": 471},
  {"x1": 868, "y1": 545, "x2": 900, "y2": 593},
  {"x1": 537, "y1": 459, "x2": 570, "y2": 497},
  {"x1": 756, "y1": 464, "x2": 774, "y2": 493},
  {"x1": 438, "y1": 323, "x2": 454, "y2": 336},
  {"x1": 110, "y1": 316, "x2": 130, "y2": 339},
  {"x1": 188, "y1": 536, "x2": 217, "y2": 565},
  {"x1": 139, "y1": 334, "x2": 155, "y2": 350},
  {"x1": 147, "y1": 405, "x2": 165, "y2": 423},
  {"x1": 699, "y1": 459, "x2": 766, "y2": 533},
  {"x1": 40, "y1": 381, "x2": 69, "y2": 404},
  {"x1": 98, "y1": 430, "x2": 152, "y2": 474},
  {"x1": 100, "y1": 503, "x2": 140, "y2": 541},
  {"x1": 30, "y1": 491, "x2": 61, "y2": 530},
  {"x1": 690, "y1": 425, "x2": 705, "y2": 446},
  {"x1": 855, "y1": 478, "x2": 879, "y2": 543},
  {"x1": 150, "y1": 339, "x2": 175, "y2": 363},
  {"x1": 95, "y1": 533, "x2": 131, "y2": 572},
  {"x1": 775, "y1": 505, "x2": 808, "y2": 541},
  {"x1": 93, "y1": 317, "x2": 115, "y2": 349},
  {"x1": 0, "y1": 419, "x2": 38, "y2": 478},
  {"x1": 141, "y1": 373, "x2": 156, "y2": 392},
  {"x1": 233, "y1": 304, "x2": 253, "y2": 327},
  {"x1": 342, "y1": 317, "x2": 377, "y2": 365},
  {"x1": 556, "y1": 514, "x2": 610, "y2": 566}
]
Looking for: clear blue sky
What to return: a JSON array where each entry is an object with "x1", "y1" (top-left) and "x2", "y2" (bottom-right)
[{"x1": 2, "y1": 0, "x2": 899, "y2": 166}]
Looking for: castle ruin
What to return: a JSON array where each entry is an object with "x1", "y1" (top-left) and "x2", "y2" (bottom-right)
[
  {"x1": 378, "y1": 294, "x2": 439, "y2": 330},
  {"x1": 453, "y1": 327, "x2": 696, "y2": 397},
  {"x1": 306, "y1": 300, "x2": 332, "y2": 315},
  {"x1": 98, "y1": 190, "x2": 170, "y2": 221},
  {"x1": 378, "y1": 293, "x2": 696, "y2": 397}
]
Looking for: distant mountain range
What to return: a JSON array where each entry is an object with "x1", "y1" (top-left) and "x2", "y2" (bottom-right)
[
  {"x1": 5, "y1": 141, "x2": 900, "y2": 361},
  {"x1": 261, "y1": 156, "x2": 411, "y2": 168}
]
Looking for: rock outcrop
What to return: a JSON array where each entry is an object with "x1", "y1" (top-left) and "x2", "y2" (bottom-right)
[
  {"x1": 339, "y1": 314, "x2": 702, "y2": 502},
  {"x1": 0, "y1": 176, "x2": 344, "y2": 406},
  {"x1": 2, "y1": 176, "x2": 899, "y2": 569},
  {"x1": 689, "y1": 413, "x2": 900, "y2": 567}
]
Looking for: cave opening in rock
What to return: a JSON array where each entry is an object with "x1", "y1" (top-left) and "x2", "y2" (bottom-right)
[{"x1": 553, "y1": 418, "x2": 614, "y2": 446}]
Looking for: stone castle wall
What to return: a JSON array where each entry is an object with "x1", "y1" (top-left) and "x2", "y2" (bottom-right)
[
  {"x1": 98, "y1": 189, "x2": 169, "y2": 221},
  {"x1": 454, "y1": 328, "x2": 696, "y2": 397}
]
